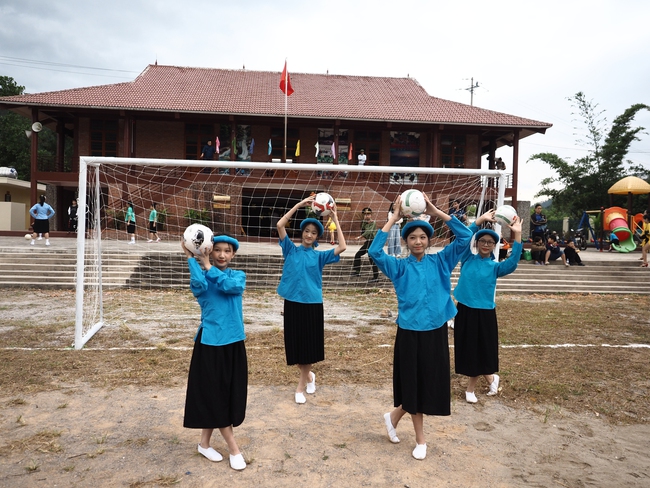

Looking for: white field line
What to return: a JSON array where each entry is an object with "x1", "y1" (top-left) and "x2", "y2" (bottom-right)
[{"x1": 3, "y1": 344, "x2": 650, "y2": 351}]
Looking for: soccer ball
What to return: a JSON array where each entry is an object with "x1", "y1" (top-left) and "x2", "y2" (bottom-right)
[
  {"x1": 311, "y1": 192, "x2": 335, "y2": 217},
  {"x1": 494, "y1": 205, "x2": 518, "y2": 226},
  {"x1": 400, "y1": 189, "x2": 427, "y2": 217},
  {"x1": 24, "y1": 233, "x2": 32, "y2": 240},
  {"x1": 183, "y1": 224, "x2": 214, "y2": 256}
]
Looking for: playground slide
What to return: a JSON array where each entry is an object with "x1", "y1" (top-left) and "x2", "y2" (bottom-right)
[{"x1": 603, "y1": 207, "x2": 637, "y2": 253}]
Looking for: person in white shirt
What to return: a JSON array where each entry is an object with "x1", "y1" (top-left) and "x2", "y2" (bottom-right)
[{"x1": 357, "y1": 149, "x2": 366, "y2": 166}]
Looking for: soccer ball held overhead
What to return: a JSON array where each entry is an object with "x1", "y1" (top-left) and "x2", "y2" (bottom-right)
[
  {"x1": 400, "y1": 189, "x2": 427, "y2": 217},
  {"x1": 183, "y1": 223, "x2": 214, "y2": 256},
  {"x1": 311, "y1": 192, "x2": 335, "y2": 217}
]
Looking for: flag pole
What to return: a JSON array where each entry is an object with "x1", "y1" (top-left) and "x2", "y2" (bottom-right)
[{"x1": 283, "y1": 60, "x2": 288, "y2": 162}]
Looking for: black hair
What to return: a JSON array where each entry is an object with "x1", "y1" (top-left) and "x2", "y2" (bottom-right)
[
  {"x1": 39, "y1": 195, "x2": 46, "y2": 206},
  {"x1": 128, "y1": 201, "x2": 133, "y2": 209}
]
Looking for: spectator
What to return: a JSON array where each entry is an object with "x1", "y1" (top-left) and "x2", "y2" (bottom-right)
[
  {"x1": 29, "y1": 195, "x2": 55, "y2": 246},
  {"x1": 530, "y1": 235, "x2": 546, "y2": 265},
  {"x1": 67, "y1": 199, "x2": 78, "y2": 233},
  {"x1": 564, "y1": 241, "x2": 585, "y2": 266},
  {"x1": 530, "y1": 204, "x2": 548, "y2": 242},
  {"x1": 544, "y1": 235, "x2": 568, "y2": 266},
  {"x1": 351, "y1": 207, "x2": 379, "y2": 282}
]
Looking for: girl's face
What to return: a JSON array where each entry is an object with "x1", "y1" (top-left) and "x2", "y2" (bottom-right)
[
  {"x1": 210, "y1": 243, "x2": 235, "y2": 270},
  {"x1": 476, "y1": 236, "x2": 496, "y2": 257},
  {"x1": 406, "y1": 228, "x2": 429, "y2": 259},
  {"x1": 301, "y1": 224, "x2": 319, "y2": 246}
]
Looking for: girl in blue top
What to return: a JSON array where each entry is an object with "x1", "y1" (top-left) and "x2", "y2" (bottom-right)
[
  {"x1": 29, "y1": 195, "x2": 56, "y2": 246},
  {"x1": 453, "y1": 210, "x2": 522, "y2": 404},
  {"x1": 369, "y1": 194, "x2": 472, "y2": 461},
  {"x1": 276, "y1": 195, "x2": 347, "y2": 404},
  {"x1": 182, "y1": 234, "x2": 248, "y2": 471}
]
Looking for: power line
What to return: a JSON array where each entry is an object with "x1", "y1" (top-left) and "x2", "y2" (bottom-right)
[{"x1": 0, "y1": 55, "x2": 138, "y2": 74}]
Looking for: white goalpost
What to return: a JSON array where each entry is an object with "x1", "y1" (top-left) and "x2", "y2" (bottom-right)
[{"x1": 74, "y1": 156, "x2": 507, "y2": 349}]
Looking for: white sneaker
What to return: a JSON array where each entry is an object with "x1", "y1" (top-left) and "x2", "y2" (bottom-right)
[
  {"x1": 295, "y1": 392, "x2": 306, "y2": 404},
  {"x1": 412, "y1": 443, "x2": 427, "y2": 460},
  {"x1": 197, "y1": 444, "x2": 223, "y2": 462},
  {"x1": 306, "y1": 372, "x2": 316, "y2": 394},
  {"x1": 229, "y1": 453, "x2": 246, "y2": 470},
  {"x1": 37, "y1": 236, "x2": 42, "y2": 240},
  {"x1": 30, "y1": 240, "x2": 35, "y2": 246},
  {"x1": 156, "y1": 238, "x2": 161, "y2": 242},
  {"x1": 147, "y1": 239, "x2": 153, "y2": 243},
  {"x1": 487, "y1": 374, "x2": 500, "y2": 396},
  {"x1": 465, "y1": 391, "x2": 478, "y2": 403},
  {"x1": 45, "y1": 241, "x2": 50, "y2": 246}
]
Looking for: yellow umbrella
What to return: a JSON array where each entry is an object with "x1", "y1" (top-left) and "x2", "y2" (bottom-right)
[
  {"x1": 607, "y1": 176, "x2": 650, "y2": 194},
  {"x1": 607, "y1": 176, "x2": 650, "y2": 224}
]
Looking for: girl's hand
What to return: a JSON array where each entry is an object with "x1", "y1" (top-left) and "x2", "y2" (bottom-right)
[
  {"x1": 300, "y1": 195, "x2": 316, "y2": 207},
  {"x1": 476, "y1": 209, "x2": 496, "y2": 226},
  {"x1": 195, "y1": 246, "x2": 212, "y2": 270},
  {"x1": 180, "y1": 239, "x2": 193, "y2": 258},
  {"x1": 508, "y1": 215, "x2": 522, "y2": 235},
  {"x1": 389, "y1": 196, "x2": 404, "y2": 223}
]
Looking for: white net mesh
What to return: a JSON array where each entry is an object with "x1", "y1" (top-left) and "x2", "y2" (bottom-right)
[{"x1": 74, "y1": 157, "x2": 505, "y2": 348}]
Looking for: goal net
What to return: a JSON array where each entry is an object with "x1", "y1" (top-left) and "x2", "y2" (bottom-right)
[{"x1": 75, "y1": 157, "x2": 506, "y2": 349}]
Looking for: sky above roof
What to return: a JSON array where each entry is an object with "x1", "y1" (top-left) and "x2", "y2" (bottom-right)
[{"x1": 1, "y1": 0, "x2": 648, "y2": 205}]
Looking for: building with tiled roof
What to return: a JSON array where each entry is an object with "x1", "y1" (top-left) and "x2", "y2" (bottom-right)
[{"x1": 0, "y1": 64, "x2": 551, "y2": 235}]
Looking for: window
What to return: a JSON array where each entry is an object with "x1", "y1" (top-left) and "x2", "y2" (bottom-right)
[
  {"x1": 354, "y1": 131, "x2": 381, "y2": 165},
  {"x1": 185, "y1": 124, "x2": 214, "y2": 160},
  {"x1": 389, "y1": 131, "x2": 419, "y2": 167},
  {"x1": 270, "y1": 127, "x2": 299, "y2": 160},
  {"x1": 90, "y1": 120, "x2": 118, "y2": 157},
  {"x1": 441, "y1": 134, "x2": 466, "y2": 168}
]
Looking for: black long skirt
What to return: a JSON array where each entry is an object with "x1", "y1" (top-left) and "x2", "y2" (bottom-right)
[
  {"x1": 393, "y1": 325, "x2": 450, "y2": 416},
  {"x1": 183, "y1": 329, "x2": 248, "y2": 429},
  {"x1": 283, "y1": 299, "x2": 325, "y2": 366},
  {"x1": 454, "y1": 302, "x2": 499, "y2": 377}
]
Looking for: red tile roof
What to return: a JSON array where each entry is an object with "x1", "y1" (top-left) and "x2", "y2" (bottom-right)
[{"x1": 0, "y1": 65, "x2": 551, "y2": 128}]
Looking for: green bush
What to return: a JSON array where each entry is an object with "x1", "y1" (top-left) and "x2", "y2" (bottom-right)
[{"x1": 184, "y1": 208, "x2": 210, "y2": 226}]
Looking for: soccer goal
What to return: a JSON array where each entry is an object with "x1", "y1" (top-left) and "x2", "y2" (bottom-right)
[{"x1": 74, "y1": 156, "x2": 506, "y2": 349}]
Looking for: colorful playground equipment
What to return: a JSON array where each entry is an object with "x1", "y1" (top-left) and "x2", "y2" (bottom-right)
[{"x1": 603, "y1": 207, "x2": 639, "y2": 252}]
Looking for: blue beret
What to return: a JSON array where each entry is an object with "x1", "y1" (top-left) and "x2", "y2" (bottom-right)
[
  {"x1": 300, "y1": 218, "x2": 324, "y2": 237},
  {"x1": 401, "y1": 220, "x2": 434, "y2": 239},
  {"x1": 212, "y1": 234, "x2": 239, "y2": 252},
  {"x1": 474, "y1": 229, "x2": 499, "y2": 244}
]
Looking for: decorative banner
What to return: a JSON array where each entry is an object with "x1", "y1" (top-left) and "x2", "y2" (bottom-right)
[
  {"x1": 295, "y1": 140, "x2": 301, "y2": 157},
  {"x1": 268, "y1": 138, "x2": 272, "y2": 155},
  {"x1": 348, "y1": 142, "x2": 353, "y2": 161},
  {"x1": 331, "y1": 142, "x2": 336, "y2": 159},
  {"x1": 249, "y1": 138, "x2": 255, "y2": 155},
  {"x1": 314, "y1": 140, "x2": 319, "y2": 158},
  {"x1": 215, "y1": 136, "x2": 220, "y2": 154}
]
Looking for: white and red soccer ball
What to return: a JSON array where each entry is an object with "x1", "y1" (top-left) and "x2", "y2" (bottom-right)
[
  {"x1": 183, "y1": 223, "x2": 214, "y2": 256},
  {"x1": 311, "y1": 192, "x2": 335, "y2": 217}
]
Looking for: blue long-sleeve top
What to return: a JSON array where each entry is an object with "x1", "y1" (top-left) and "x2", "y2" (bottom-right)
[
  {"x1": 30, "y1": 203, "x2": 55, "y2": 219},
  {"x1": 277, "y1": 234, "x2": 340, "y2": 304},
  {"x1": 187, "y1": 258, "x2": 246, "y2": 346},
  {"x1": 453, "y1": 223, "x2": 522, "y2": 309},
  {"x1": 369, "y1": 216, "x2": 472, "y2": 331}
]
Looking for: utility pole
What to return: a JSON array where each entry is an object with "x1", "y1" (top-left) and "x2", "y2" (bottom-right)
[{"x1": 465, "y1": 77, "x2": 479, "y2": 106}]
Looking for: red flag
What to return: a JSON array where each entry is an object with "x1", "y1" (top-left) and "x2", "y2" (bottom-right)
[{"x1": 280, "y1": 61, "x2": 294, "y2": 96}]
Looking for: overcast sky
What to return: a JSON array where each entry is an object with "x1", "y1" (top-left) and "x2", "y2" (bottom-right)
[{"x1": 1, "y1": 0, "x2": 649, "y2": 203}]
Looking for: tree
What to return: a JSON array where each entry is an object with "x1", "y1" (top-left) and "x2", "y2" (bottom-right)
[
  {"x1": 528, "y1": 92, "x2": 649, "y2": 218},
  {"x1": 0, "y1": 75, "x2": 31, "y2": 179}
]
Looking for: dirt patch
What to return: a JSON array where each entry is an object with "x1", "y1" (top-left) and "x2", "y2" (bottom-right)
[{"x1": 1, "y1": 289, "x2": 649, "y2": 486}]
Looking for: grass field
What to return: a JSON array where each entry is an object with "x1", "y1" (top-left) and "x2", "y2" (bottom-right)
[{"x1": 1, "y1": 289, "x2": 648, "y2": 426}]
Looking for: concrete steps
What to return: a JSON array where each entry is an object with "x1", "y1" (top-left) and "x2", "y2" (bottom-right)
[{"x1": 0, "y1": 247, "x2": 647, "y2": 294}]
